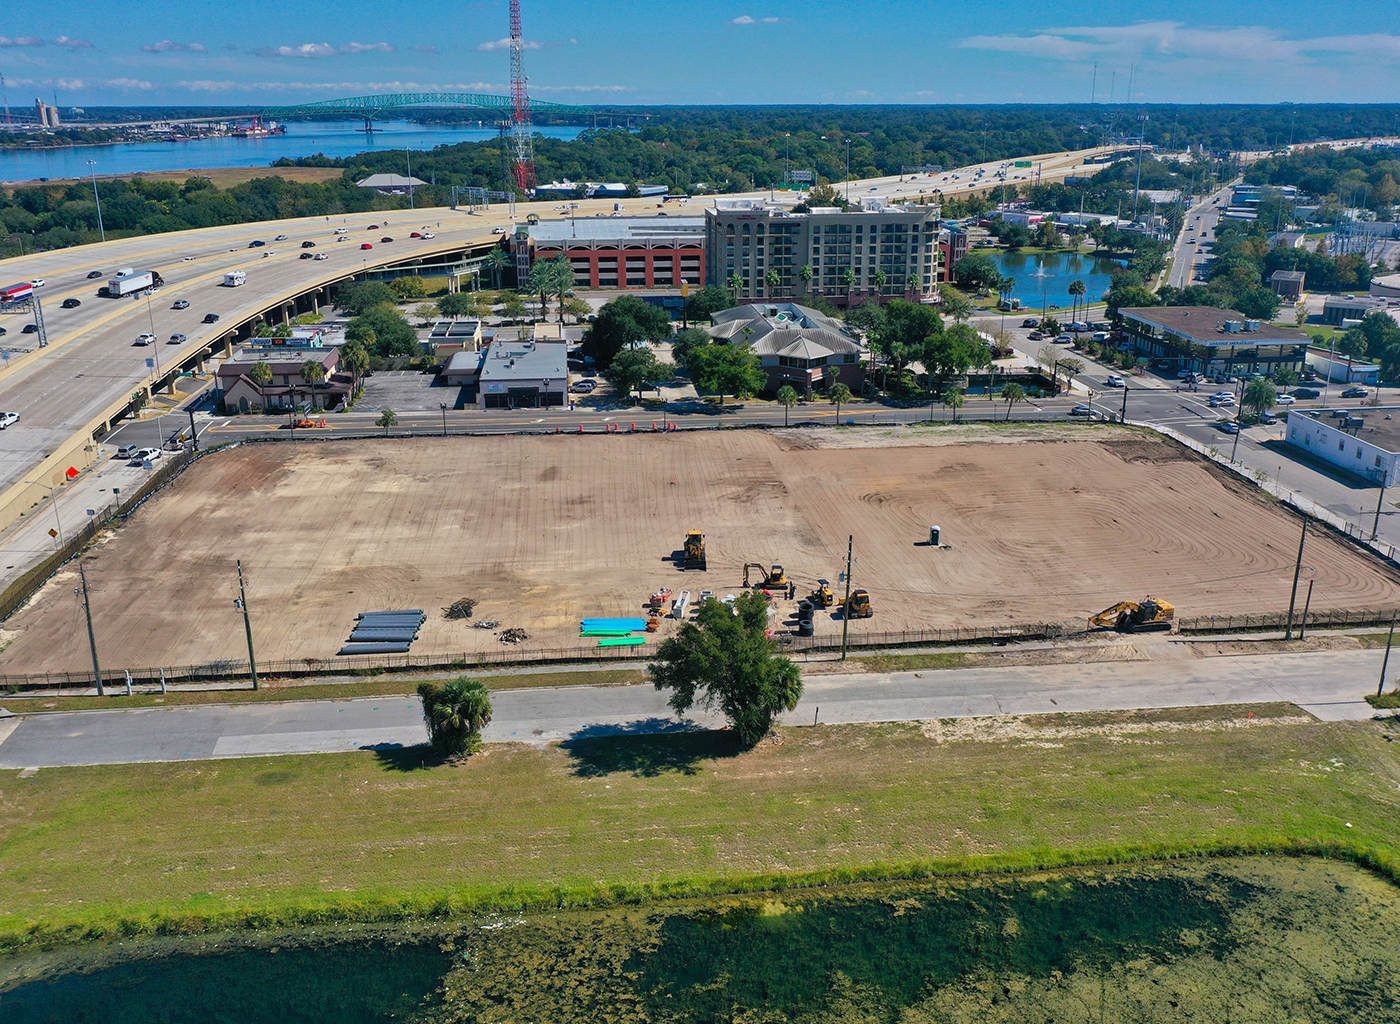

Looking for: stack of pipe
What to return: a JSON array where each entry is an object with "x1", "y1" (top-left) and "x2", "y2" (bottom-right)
[{"x1": 339, "y1": 609, "x2": 426, "y2": 656}]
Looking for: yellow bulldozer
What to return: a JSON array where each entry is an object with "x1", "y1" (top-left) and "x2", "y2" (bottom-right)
[
  {"x1": 682, "y1": 531, "x2": 707, "y2": 571},
  {"x1": 1089, "y1": 596, "x2": 1175, "y2": 633},
  {"x1": 743, "y1": 563, "x2": 788, "y2": 588},
  {"x1": 843, "y1": 589, "x2": 873, "y2": 619}
]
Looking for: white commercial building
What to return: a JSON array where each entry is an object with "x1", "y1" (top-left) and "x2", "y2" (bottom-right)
[
  {"x1": 1286, "y1": 409, "x2": 1400, "y2": 485},
  {"x1": 477, "y1": 336, "x2": 567, "y2": 410}
]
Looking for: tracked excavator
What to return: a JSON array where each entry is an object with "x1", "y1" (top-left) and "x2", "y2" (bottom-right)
[
  {"x1": 743, "y1": 563, "x2": 788, "y2": 588},
  {"x1": 1089, "y1": 596, "x2": 1175, "y2": 633}
]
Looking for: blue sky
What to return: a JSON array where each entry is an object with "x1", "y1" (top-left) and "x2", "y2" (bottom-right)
[{"x1": 3, "y1": 0, "x2": 1396, "y2": 108}]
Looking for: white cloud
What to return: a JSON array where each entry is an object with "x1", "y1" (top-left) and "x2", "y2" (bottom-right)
[
  {"x1": 731, "y1": 15, "x2": 781, "y2": 25},
  {"x1": 52, "y1": 36, "x2": 93, "y2": 49},
  {"x1": 477, "y1": 38, "x2": 543, "y2": 51},
  {"x1": 142, "y1": 40, "x2": 207, "y2": 53},
  {"x1": 960, "y1": 22, "x2": 1400, "y2": 68},
  {"x1": 104, "y1": 78, "x2": 154, "y2": 90},
  {"x1": 0, "y1": 36, "x2": 45, "y2": 47},
  {"x1": 255, "y1": 41, "x2": 395, "y2": 58},
  {"x1": 56, "y1": 78, "x2": 85, "y2": 90}
]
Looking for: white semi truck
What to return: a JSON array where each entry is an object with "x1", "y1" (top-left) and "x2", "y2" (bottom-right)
[{"x1": 103, "y1": 270, "x2": 162, "y2": 297}]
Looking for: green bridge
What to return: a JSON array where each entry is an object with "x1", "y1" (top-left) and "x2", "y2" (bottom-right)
[{"x1": 261, "y1": 93, "x2": 587, "y2": 122}]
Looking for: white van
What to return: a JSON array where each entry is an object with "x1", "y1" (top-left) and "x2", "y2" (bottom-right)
[{"x1": 113, "y1": 267, "x2": 136, "y2": 279}]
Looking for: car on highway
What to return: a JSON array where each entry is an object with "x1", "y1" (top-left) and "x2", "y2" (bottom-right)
[
  {"x1": 367, "y1": 224, "x2": 380, "y2": 230},
  {"x1": 133, "y1": 447, "x2": 162, "y2": 463},
  {"x1": 421, "y1": 232, "x2": 435, "y2": 239},
  {"x1": 313, "y1": 253, "x2": 328, "y2": 260},
  {"x1": 1275, "y1": 394, "x2": 1296, "y2": 405},
  {"x1": 361, "y1": 243, "x2": 373, "y2": 249},
  {"x1": 274, "y1": 234, "x2": 288, "y2": 242},
  {"x1": 21, "y1": 324, "x2": 38, "y2": 333},
  {"x1": 0, "y1": 326, "x2": 6, "y2": 336},
  {"x1": 248, "y1": 240, "x2": 264, "y2": 248},
  {"x1": 169, "y1": 333, "x2": 186, "y2": 344},
  {"x1": 336, "y1": 236, "x2": 349, "y2": 242},
  {"x1": 116, "y1": 445, "x2": 139, "y2": 459},
  {"x1": 410, "y1": 231, "x2": 422, "y2": 238},
  {"x1": 172, "y1": 299, "x2": 189, "y2": 309},
  {"x1": 335, "y1": 227, "x2": 349, "y2": 235},
  {"x1": 203, "y1": 313, "x2": 220, "y2": 323},
  {"x1": 301, "y1": 240, "x2": 316, "y2": 248},
  {"x1": 86, "y1": 270, "x2": 104, "y2": 279},
  {"x1": 1069, "y1": 404, "x2": 1093, "y2": 416},
  {"x1": 1105, "y1": 374, "x2": 1125, "y2": 388},
  {"x1": 1342, "y1": 386, "x2": 1370, "y2": 398},
  {"x1": 135, "y1": 333, "x2": 156, "y2": 346},
  {"x1": 0, "y1": 412, "x2": 19, "y2": 429},
  {"x1": 299, "y1": 252, "x2": 315, "y2": 259},
  {"x1": 492, "y1": 226, "x2": 508, "y2": 234},
  {"x1": 29, "y1": 278, "x2": 44, "y2": 288},
  {"x1": 61, "y1": 298, "x2": 81, "y2": 308},
  {"x1": 183, "y1": 256, "x2": 195, "y2": 261},
  {"x1": 261, "y1": 251, "x2": 276, "y2": 258},
  {"x1": 1291, "y1": 388, "x2": 1321, "y2": 400},
  {"x1": 1215, "y1": 420, "x2": 1240, "y2": 434},
  {"x1": 1021, "y1": 318, "x2": 1039, "y2": 328},
  {"x1": 380, "y1": 236, "x2": 393, "y2": 242}
]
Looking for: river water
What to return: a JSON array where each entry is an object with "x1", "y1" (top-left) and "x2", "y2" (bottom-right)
[
  {"x1": 0, "y1": 121, "x2": 585, "y2": 184},
  {"x1": 992, "y1": 251, "x2": 1125, "y2": 312}
]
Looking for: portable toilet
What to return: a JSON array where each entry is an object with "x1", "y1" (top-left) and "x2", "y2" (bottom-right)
[{"x1": 930, "y1": 525, "x2": 941, "y2": 546}]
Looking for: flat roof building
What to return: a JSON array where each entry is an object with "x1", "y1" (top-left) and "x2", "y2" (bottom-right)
[
  {"x1": 477, "y1": 336, "x2": 567, "y2": 410},
  {"x1": 1322, "y1": 293, "x2": 1400, "y2": 326},
  {"x1": 705, "y1": 196, "x2": 942, "y2": 307},
  {"x1": 1269, "y1": 269, "x2": 1305, "y2": 301},
  {"x1": 510, "y1": 216, "x2": 706, "y2": 291},
  {"x1": 356, "y1": 173, "x2": 427, "y2": 195},
  {"x1": 1118, "y1": 306, "x2": 1308, "y2": 376},
  {"x1": 1286, "y1": 409, "x2": 1399, "y2": 485}
]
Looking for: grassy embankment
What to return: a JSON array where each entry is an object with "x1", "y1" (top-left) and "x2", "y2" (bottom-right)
[{"x1": 4, "y1": 701, "x2": 1400, "y2": 949}]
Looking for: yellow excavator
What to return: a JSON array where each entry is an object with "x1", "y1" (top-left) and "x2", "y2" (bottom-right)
[
  {"x1": 1089, "y1": 596, "x2": 1175, "y2": 633},
  {"x1": 843, "y1": 589, "x2": 873, "y2": 619},
  {"x1": 743, "y1": 563, "x2": 788, "y2": 588},
  {"x1": 683, "y1": 531, "x2": 707, "y2": 571}
]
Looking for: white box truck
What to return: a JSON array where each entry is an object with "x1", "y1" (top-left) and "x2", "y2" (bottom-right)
[{"x1": 223, "y1": 271, "x2": 246, "y2": 287}]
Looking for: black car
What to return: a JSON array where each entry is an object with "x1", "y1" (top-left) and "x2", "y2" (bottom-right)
[
  {"x1": 1342, "y1": 386, "x2": 1370, "y2": 398},
  {"x1": 203, "y1": 313, "x2": 220, "y2": 323},
  {"x1": 299, "y1": 252, "x2": 314, "y2": 259},
  {"x1": 1291, "y1": 388, "x2": 1321, "y2": 400},
  {"x1": 248, "y1": 240, "x2": 265, "y2": 248},
  {"x1": 380, "y1": 236, "x2": 393, "y2": 242},
  {"x1": 61, "y1": 298, "x2": 81, "y2": 308},
  {"x1": 21, "y1": 324, "x2": 38, "y2": 333},
  {"x1": 86, "y1": 270, "x2": 104, "y2": 279},
  {"x1": 301, "y1": 240, "x2": 316, "y2": 248}
]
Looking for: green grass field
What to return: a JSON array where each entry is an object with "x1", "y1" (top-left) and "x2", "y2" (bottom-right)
[{"x1": 3, "y1": 702, "x2": 1400, "y2": 947}]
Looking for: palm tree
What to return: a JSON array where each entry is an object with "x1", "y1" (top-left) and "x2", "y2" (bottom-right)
[
  {"x1": 727, "y1": 273, "x2": 744, "y2": 301},
  {"x1": 766, "y1": 267, "x2": 781, "y2": 298},
  {"x1": 872, "y1": 268, "x2": 888, "y2": 303},
  {"x1": 944, "y1": 385, "x2": 965, "y2": 423},
  {"x1": 1000, "y1": 382, "x2": 1025, "y2": 421},
  {"x1": 417, "y1": 677, "x2": 494, "y2": 755},
  {"x1": 1242, "y1": 377, "x2": 1278, "y2": 419},
  {"x1": 551, "y1": 258, "x2": 576, "y2": 323},
  {"x1": 483, "y1": 247, "x2": 511, "y2": 290},
  {"x1": 799, "y1": 264, "x2": 814, "y2": 299},
  {"x1": 1068, "y1": 279, "x2": 1086, "y2": 326},
  {"x1": 842, "y1": 267, "x2": 857, "y2": 305},
  {"x1": 339, "y1": 341, "x2": 369, "y2": 393},
  {"x1": 775, "y1": 384, "x2": 799, "y2": 426},
  {"x1": 376, "y1": 408, "x2": 398, "y2": 436},
  {"x1": 248, "y1": 360, "x2": 272, "y2": 413},
  {"x1": 999, "y1": 275, "x2": 1015, "y2": 311},
  {"x1": 828, "y1": 382, "x2": 853, "y2": 424},
  {"x1": 300, "y1": 359, "x2": 327, "y2": 409}
]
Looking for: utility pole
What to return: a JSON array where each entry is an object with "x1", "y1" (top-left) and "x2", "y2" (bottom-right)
[
  {"x1": 1119, "y1": 385, "x2": 1128, "y2": 423},
  {"x1": 79, "y1": 564, "x2": 104, "y2": 697},
  {"x1": 1284, "y1": 519, "x2": 1308, "y2": 640},
  {"x1": 1379, "y1": 609, "x2": 1398, "y2": 700},
  {"x1": 188, "y1": 406, "x2": 199, "y2": 451},
  {"x1": 237, "y1": 560, "x2": 259, "y2": 690},
  {"x1": 839, "y1": 535, "x2": 854, "y2": 661},
  {"x1": 1373, "y1": 476, "x2": 1389, "y2": 541}
]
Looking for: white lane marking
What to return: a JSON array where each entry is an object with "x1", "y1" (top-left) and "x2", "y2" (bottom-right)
[{"x1": 0, "y1": 718, "x2": 21, "y2": 749}]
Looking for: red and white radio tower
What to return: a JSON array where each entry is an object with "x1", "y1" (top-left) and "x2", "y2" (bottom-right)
[{"x1": 508, "y1": 0, "x2": 536, "y2": 193}]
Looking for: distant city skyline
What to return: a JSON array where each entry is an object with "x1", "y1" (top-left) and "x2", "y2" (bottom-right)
[{"x1": 1, "y1": 0, "x2": 1396, "y2": 108}]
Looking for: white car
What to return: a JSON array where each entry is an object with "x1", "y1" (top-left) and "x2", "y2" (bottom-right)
[
  {"x1": 313, "y1": 252, "x2": 328, "y2": 261},
  {"x1": 335, "y1": 227, "x2": 349, "y2": 235},
  {"x1": 274, "y1": 234, "x2": 288, "y2": 241},
  {"x1": 134, "y1": 447, "x2": 162, "y2": 463},
  {"x1": 0, "y1": 411, "x2": 18, "y2": 429},
  {"x1": 29, "y1": 278, "x2": 44, "y2": 288},
  {"x1": 135, "y1": 333, "x2": 156, "y2": 346},
  {"x1": 1275, "y1": 394, "x2": 1296, "y2": 405},
  {"x1": 492, "y1": 226, "x2": 508, "y2": 235},
  {"x1": 421, "y1": 232, "x2": 435, "y2": 239},
  {"x1": 1105, "y1": 375, "x2": 1125, "y2": 388}
]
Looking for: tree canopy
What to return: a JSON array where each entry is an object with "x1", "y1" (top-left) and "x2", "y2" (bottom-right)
[
  {"x1": 605, "y1": 346, "x2": 671, "y2": 401},
  {"x1": 347, "y1": 306, "x2": 420, "y2": 357},
  {"x1": 582, "y1": 294, "x2": 673, "y2": 370},
  {"x1": 953, "y1": 251, "x2": 1000, "y2": 293},
  {"x1": 649, "y1": 592, "x2": 803, "y2": 747},
  {"x1": 417, "y1": 678, "x2": 493, "y2": 756},
  {"x1": 335, "y1": 280, "x2": 399, "y2": 317},
  {"x1": 685, "y1": 343, "x2": 766, "y2": 402}
]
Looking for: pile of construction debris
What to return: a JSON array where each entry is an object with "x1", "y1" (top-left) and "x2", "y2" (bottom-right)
[
  {"x1": 498, "y1": 627, "x2": 529, "y2": 645},
  {"x1": 443, "y1": 597, "x2": 476, "y2": 620},
  {"x1": 474, "y1": 619, "x2": 501, "y2": 630}
]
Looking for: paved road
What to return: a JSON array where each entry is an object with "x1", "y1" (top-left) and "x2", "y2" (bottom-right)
[
  {"x1": 1165, "y1": 184, "x2": 1233, "y2": 290},
  {"x1": 0, "y1": 647, "x2": 1382, "y2": 768}
]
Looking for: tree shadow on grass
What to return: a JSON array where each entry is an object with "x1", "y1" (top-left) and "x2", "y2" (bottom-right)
[
  {"x1": 371, "y1": 742, "x2": 454, "y2": 772},
  {"x1": 564, "y1": 720, "x2": 741, "y2": 778}
]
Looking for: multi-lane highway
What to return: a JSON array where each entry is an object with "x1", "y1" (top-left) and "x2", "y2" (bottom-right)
[{"x1": 1165, "y1": 183, "x2": 1234, "y2": 290}]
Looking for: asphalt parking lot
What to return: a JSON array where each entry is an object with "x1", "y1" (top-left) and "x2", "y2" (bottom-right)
[{"x1": 357, "y1": 370, "x2": 467, "y2": 411}]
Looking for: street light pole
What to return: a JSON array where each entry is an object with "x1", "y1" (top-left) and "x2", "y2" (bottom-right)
[
  {"x1": 839, "y1": 534, "x2": 854, "y2": 661},
  {"x1": 86, "y1": 160, "x2": 106, "y2": 243},
  {"x1": 25, "y1": 479, "x2": 65, "y2": 548}
]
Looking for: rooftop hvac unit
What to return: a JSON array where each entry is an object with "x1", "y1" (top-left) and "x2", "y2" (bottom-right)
[
  {"x1": 1223, "y1": 320, "x2": 1242, "y2": 333},
  {"x1": 1244, "y1": 320, "x2": 1262, "y2": 332}
]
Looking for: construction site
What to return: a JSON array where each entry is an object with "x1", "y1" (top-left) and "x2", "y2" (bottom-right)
[{"x1": 2, "y1": 426, "x2": 1399, "y2": 678}]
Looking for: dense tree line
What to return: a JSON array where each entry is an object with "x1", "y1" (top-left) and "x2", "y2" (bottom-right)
[{"x1": 1245, "y1": 144, "x2": 1400, "y2": 220}]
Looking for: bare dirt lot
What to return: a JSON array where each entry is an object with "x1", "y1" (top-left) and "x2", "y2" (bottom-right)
[{"x1": 4, "y1": 429, "x2": 1399, "y2": 675}]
